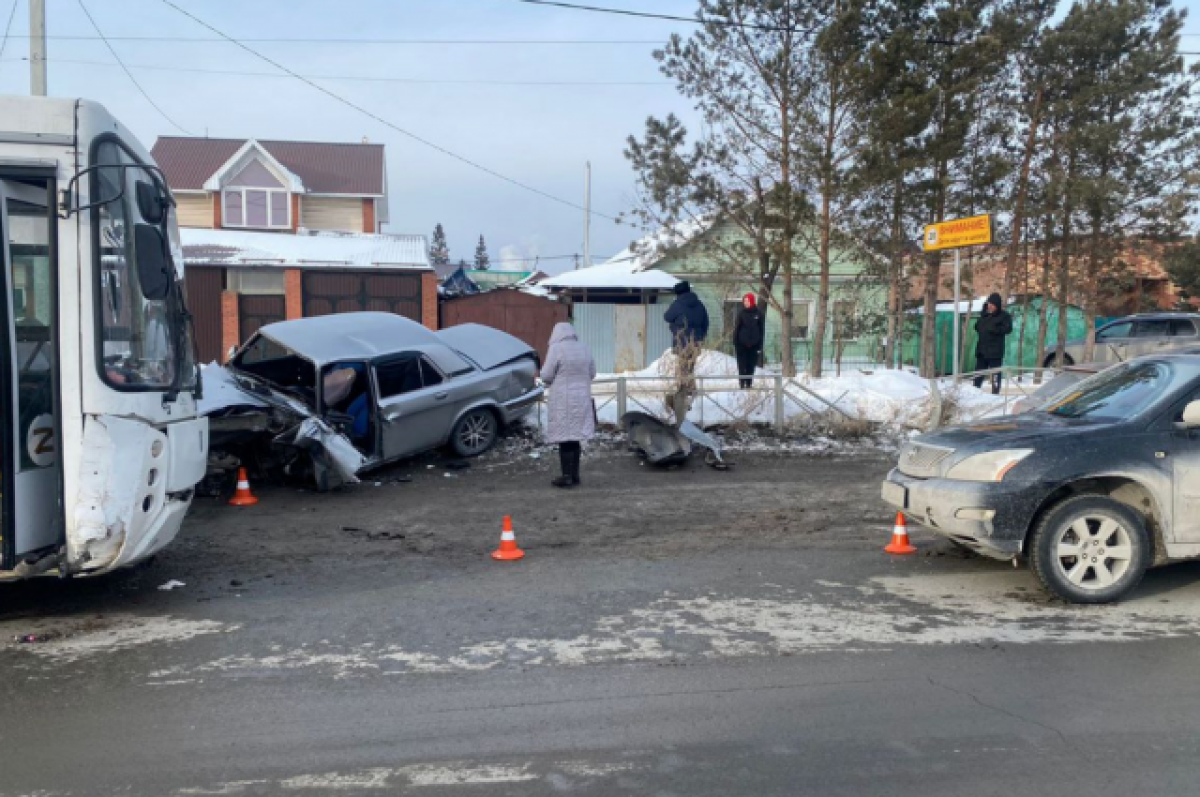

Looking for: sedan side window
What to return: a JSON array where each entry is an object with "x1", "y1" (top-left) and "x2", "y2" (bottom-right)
[
  {"x1": 1098, "y1": 322, "x2": 1132, "y2": 341},
  {"x1": 420, "y1": 358, "x2": 445, "y2": 388},
  {"x1": 376, "y1": 356, "x2": 424, "y2": 399},
  {"x1": 1134, "y1": 320, "x2": 1171, "y2": 338},
  {"x1": 1170, "y1": 319, "x2": 1198, "y2": 337}
]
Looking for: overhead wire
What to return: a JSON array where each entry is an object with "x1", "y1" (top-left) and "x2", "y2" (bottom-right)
[
  {"x1": 0, "y1": 0, "x2": 17, "y2": 77},
  {"x1": 0, "y1": 34, "x2": 661, "y2": 44},
  {"x1": 157, "y1": 0, "x2": 620, "y2": 223},
  {"x1": 512, "y1": 0, "x2": 803, "y2": 32},
  {"x1": 0, "y1": 55, "x2": 669, "y2": 86},
  {"x1": 75, "y1": 0, "x2": 193, "y2": 134}
]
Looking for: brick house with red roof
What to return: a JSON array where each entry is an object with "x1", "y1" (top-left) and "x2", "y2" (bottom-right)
[{"x1": 152, "y1": 136, "x2": 437, "y2": 362}]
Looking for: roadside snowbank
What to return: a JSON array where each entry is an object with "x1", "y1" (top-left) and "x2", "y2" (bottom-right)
[{"x1": 591, "y1": 350, "x2": 1006, "y2": 430}]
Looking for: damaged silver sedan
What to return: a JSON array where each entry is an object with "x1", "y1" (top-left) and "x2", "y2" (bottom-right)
[{"x1": 202, "y1": 312, "x2": 543, "y2": 490}]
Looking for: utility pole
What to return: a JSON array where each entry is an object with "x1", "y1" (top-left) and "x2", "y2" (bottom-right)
[
  {"x1": 30, "y1": 0, "x2": 47, "y2": 96},
  {"x1": 583, "y1": 161, "x2": 591, "y2": 269}
]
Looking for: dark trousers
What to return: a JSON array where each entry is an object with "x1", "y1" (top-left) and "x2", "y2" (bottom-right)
[
  {"x1": 735, "y1": 346, "x2": 758, "y2": 389},
  {"x1": 558, "y1": 441, "x2": 581, "y2": 479},
  {"x1": 974, "y1": 356, "x2": 1003, "y2": 394}
]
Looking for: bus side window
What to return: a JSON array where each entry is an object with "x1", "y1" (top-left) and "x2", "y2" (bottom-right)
[{"x1": 94, "y1": 141, "x2": 178, "y2": 389}]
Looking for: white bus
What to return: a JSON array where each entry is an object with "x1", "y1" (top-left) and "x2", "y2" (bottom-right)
[{"x1": 0, "y1": 96, "x2": 207, "y2": 580}]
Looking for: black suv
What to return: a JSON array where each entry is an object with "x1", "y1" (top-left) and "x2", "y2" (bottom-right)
[{"x1": 882, "y1": 354, "x2": 1200, "y2": 603}]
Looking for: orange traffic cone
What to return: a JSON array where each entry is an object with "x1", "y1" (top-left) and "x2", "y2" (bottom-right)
[
  {"x1": 492, "y1": 516, "x2": 525, "y2": 561},
  {"x1": 885, "y1": 511, "x2": 916, "y2": 555},
  {"x1": 228, "y1": 467, "x2": 259, "y2": 507}
]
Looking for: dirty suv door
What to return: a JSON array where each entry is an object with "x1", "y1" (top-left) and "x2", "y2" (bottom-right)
[{"x1": 374, "y1": 353, "x2": 455, "y2": 460}]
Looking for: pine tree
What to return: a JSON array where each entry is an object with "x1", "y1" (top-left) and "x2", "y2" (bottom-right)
[
  {"x1": 430, "y1": 224, "x2": 450, "y2": 267},
  {"x1": 474, "y1": 235, "x2": 491, "y2": 270},
  {"x1": 626, "y1": 0, "x2": 830, "y2": 377}
]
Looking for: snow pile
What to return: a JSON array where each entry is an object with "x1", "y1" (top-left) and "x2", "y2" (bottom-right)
[{"x1": 589, "y1": 350, "x2": 1007, "y2": 432}]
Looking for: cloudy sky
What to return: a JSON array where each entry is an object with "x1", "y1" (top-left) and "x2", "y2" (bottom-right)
[
  {"x1": 0, "y1": 1, "x2": 1196, "y2": 273},
  {"x1": 0, "y1": 0, "x2": 709, "y2": 273}
]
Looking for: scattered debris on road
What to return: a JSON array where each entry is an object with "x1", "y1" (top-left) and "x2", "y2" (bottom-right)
[{"x1": 157, "y1": 580, "x2": 187, "y2": 592}]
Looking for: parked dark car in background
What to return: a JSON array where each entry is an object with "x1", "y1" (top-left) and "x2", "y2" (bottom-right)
[
  {"x1": 883, "y1": 353, "x2": 1200, "y2": 603},
  {"x1": 203, "y1": 313, "x2": 543, "y2": 490}
]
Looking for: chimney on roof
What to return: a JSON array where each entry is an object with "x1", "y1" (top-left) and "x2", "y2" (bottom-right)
[{"x1": 362, "y1": 136, "x2": 369, "y2": 144}]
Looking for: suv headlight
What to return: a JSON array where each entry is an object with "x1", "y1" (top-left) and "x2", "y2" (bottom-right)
[{"x1": 944, "y1": 449, "x2": 1034, "y2": 482}]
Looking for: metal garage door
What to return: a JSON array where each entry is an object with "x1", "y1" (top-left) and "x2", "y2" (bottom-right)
[
  {"x1": 302, "y1": 271, "x2": 422, "y2": 321},
  {"x1": 239, "y1": 295, "x2": 286, "y2": 342},
  {"x1": 184, "y1": 266, "x2": 224, "y2": 364}
]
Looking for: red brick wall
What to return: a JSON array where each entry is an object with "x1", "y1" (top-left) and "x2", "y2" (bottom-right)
[
  {"x1": 285, "y1": 269, "x2": 303, "y2": 320},
  {"x1": 421, "y1": 272, "x2": 438, "y2": 330},
  {"x1": 220, "y1": 291, "x2": 239, "y2": 362},
  {"x1": 362, "y1": 198, "x2": 376, "y2": 233},
  {"x1": 291, "y1": 195, "x2": 301, "y2": 232},
  {"x1": 213, "y1": 193, "x2": 223, "y2": 229}
]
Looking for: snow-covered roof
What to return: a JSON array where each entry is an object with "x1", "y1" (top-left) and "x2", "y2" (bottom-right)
[
  {"x1": 539, "y1": 256, "x2": 679, "y2": 290},
  {"x1": 915, "y1": 296, "x2": 1015, "y2": 314},
  {"x1": 608, "y1": 216, "x2": 713, "y2": 272},
  {"x1": 181, "y1": 228, "x2": 430, "y2": 270}
]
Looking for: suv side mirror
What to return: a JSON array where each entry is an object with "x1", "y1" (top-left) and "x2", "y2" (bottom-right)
[{"x1": 1178, "y1": 400, "x2": 1200, "y2": 430}]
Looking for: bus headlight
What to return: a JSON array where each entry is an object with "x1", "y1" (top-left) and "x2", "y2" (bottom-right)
[{"x1": 945, "y1": 449, "x2": 1034, "y2": 483}]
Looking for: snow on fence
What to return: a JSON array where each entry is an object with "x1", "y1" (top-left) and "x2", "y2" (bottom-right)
[{"x1": 529, "y1": 350, "x2": 1048, "y2": 435}]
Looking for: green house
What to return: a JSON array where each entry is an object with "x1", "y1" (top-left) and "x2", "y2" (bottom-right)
[{"x1": 643, "y1": 219, "x2": 888, "y2": 369}]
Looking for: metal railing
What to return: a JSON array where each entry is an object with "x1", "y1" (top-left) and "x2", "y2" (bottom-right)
[
  {"x1": 945, "y1": 365, "x2": 1064, "y2": 418},
  {"x1": 586, "y1": 374, "x2": 853, "y2": 431}
]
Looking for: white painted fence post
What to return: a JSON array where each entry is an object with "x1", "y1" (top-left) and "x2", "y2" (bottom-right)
[{"x1": 774, "y1": 375, "x2": 785, "y2": 431}]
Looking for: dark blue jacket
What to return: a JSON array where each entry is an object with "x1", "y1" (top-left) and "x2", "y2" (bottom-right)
[{"x1": 664, "y1": 291, "x2": 710, "y2": 347}]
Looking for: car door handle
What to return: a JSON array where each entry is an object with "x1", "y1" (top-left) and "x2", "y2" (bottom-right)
[{"x1": 435, "y1": 392, "x2": 449, "y2": 400}]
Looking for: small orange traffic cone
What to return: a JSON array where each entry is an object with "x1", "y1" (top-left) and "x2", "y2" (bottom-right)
[
  {"x1": 492, "y1": 516, "x2": 525, "y2": 561},
  {"x1": 228, "y1": 467, "x2": 259, "y2": 507},
  {"x1": 885, "y1": 512, "x2": 916, "y2": 555}
]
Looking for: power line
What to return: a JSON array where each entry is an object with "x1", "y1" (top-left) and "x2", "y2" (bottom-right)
[
  {"x1": 76, "y1": 0, "x2": 192, "y2": 134},
  {"x1": 0, "y1": 33, "x2": 660, "y2": 45},
  {"x1": 0, "y1": 0, "x2": 17, "y2": 76},
  {"x1": 513, "y1": 0, "x2": 797, "y2": 32},
  {"x1": 158, "y1": 0, "x2": 619, "y2": 223},
  {"x1": 0, "y1": 56, "x2": 669, "y2": 87}
]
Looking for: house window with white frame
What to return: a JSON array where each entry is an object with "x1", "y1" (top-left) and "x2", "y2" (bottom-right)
[
  {"x1": 790, "y1": 299, "x2": 813, "y2": 339},
  {"x1": 222, "y1": 159, "x2": 290, "y2": 230}
]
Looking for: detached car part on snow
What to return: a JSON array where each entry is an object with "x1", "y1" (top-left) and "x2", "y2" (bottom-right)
[
  {"x1": 882, "y1": 353, "x2": 1200, "y2": 604},
  {"x1": 203, "y1": 312, "x2": 544, "y2": 490},
  {"x1": 622, "y1": 411, "x2": 727, "y2": 469}
]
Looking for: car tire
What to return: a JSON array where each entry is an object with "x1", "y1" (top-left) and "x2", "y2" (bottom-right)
[
  {"x1": 1029, "y1": 495, "x2": 1151, "y2": 604},
  {"x1": 450, "y1": 408, "x2": 498, "y2": 458},
  {"x1": 1043, "y1": 352, "x2": 1074, "y2": 368}
]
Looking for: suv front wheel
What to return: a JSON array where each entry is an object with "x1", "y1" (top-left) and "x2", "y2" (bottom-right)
[{"x1": 1029, "y1": 495, "x2": 1151, "y2": 604}]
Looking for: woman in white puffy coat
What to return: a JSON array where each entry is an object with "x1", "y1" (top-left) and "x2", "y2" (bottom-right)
[{"x1": 541, "y1": 322, "x2": 596, "y2": 487}]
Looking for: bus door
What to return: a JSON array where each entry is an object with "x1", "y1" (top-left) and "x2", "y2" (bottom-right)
[{"x1": 0, "y1": 176, "x2": 62, "y2": 570}]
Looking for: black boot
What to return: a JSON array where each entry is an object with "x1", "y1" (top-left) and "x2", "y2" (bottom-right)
[{"x1": 552, "y1": 446, "x2": 575, "y2": 488}]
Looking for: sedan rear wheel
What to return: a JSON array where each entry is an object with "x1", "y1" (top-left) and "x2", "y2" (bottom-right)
[
  {"x1": 451, "y1": 409, "x2": 498, "y2": 458},
  {"x1": 1029, "y1": 495, "x2": 1150, "y2": 604}
]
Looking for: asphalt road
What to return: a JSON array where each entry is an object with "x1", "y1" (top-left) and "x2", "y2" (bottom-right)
[{"x1": 5, "y1": 439, "x2": 1200, "y2": 796}]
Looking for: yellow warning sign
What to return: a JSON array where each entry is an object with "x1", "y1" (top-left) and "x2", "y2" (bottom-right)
[{"x1": 923, "y1": 214, "x2": 993, "y2": 251}]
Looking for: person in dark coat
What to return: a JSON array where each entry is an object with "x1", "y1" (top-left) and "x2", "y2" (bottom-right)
[
  {"x1": 732, "y1": 292, "x2": 764, "y2": 389},
  {"x1": 974, "y1": 292, "x2": 1013, "y2": 394},
  {"x1": 664, "y1": 281, "x2": 710, "y2": 350}
]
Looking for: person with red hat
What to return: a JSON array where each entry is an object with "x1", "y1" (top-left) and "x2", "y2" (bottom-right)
[{"x1": 732, "y1": 292, "x2": 764, "y2": 389}]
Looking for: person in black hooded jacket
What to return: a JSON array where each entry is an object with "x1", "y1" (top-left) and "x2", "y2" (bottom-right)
[
  {"x1": 664, "y1": 281, "x2": 710, "y2": 349},
  {"x1": 974, "y1": 292, "x2": 1012, "y2": 394},
  {"x1": 732, "y1": 292, "x2": 764, "y2": 389}
]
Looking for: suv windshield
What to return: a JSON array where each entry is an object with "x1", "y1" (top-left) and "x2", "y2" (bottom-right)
[{"x1": 1048, "y1": 361, "x2": 1171, "y2": 420}]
